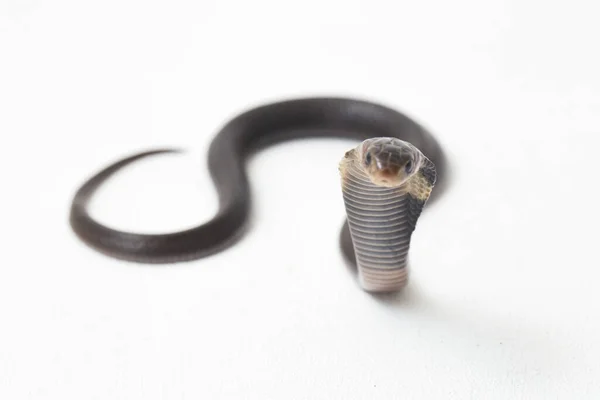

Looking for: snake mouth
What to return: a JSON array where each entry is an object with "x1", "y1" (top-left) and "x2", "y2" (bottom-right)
[{"x1": 370, "y1": 166, "x2": 407, "y2": 187}]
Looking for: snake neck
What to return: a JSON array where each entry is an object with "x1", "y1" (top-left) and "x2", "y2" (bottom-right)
[{"x1": 340, "y1": 159, "x2": 413, "y2": 292}]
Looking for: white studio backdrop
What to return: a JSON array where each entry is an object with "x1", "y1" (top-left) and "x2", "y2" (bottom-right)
[{"x1": 1, "y1": 0, "x2": 599, "y2": 399}]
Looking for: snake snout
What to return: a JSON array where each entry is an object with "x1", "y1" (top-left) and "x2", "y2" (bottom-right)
[
  {"x1": 370, "y1": 164, "x2": 406, "y2": 187},
  {"x1": 378, "y1": 166, "x2": 401, "y2": 179}
]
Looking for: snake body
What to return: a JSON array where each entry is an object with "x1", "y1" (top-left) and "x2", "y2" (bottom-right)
[{"x1": 69, "y1": 97, "x2": 447, "y2": 292}]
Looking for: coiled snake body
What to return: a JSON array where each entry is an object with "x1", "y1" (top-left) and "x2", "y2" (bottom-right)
[{"x1": 69, "y1": 97, "x2": 448, "y2": 292}]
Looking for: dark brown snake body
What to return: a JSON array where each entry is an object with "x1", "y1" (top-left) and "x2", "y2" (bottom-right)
[{"x1": 69, "y1": 97, "x2": 448, "y2": 292}]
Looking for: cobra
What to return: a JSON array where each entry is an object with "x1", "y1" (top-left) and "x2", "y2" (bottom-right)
[{"x1": 69, "y1": 97, "x2": 448, "y2": 293}]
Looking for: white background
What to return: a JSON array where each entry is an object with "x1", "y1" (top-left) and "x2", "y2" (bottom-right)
[{"x1": 1, "y1": 0, "x2": 599, "y2": 398}]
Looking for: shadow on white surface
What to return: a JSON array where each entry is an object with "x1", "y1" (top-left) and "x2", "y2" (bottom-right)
[{"x1": 374, "y1": 284, "x2": 573, "y2": 377}]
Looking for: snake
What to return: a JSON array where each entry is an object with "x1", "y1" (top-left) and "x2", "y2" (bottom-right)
[{"x1": 69, "y1": 97, "x2": 448, "y2": 293}]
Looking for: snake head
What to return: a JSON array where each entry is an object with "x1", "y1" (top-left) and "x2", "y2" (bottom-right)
[{"x1": 360, "y1": 137, "x2": 424, "y2": 188}]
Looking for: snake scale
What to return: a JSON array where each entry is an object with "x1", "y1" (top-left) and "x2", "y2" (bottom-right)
[{"x1": 69, "y1": 97, "x2": 448, "y2": 292}]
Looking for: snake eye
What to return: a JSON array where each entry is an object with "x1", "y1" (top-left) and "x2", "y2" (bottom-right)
[
  {"x1": 365, "y1": 153, "x2": 372, "y2": 166},
  {"x1": 405, "y1": 160, "x2": 413, "y2": 173}
]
